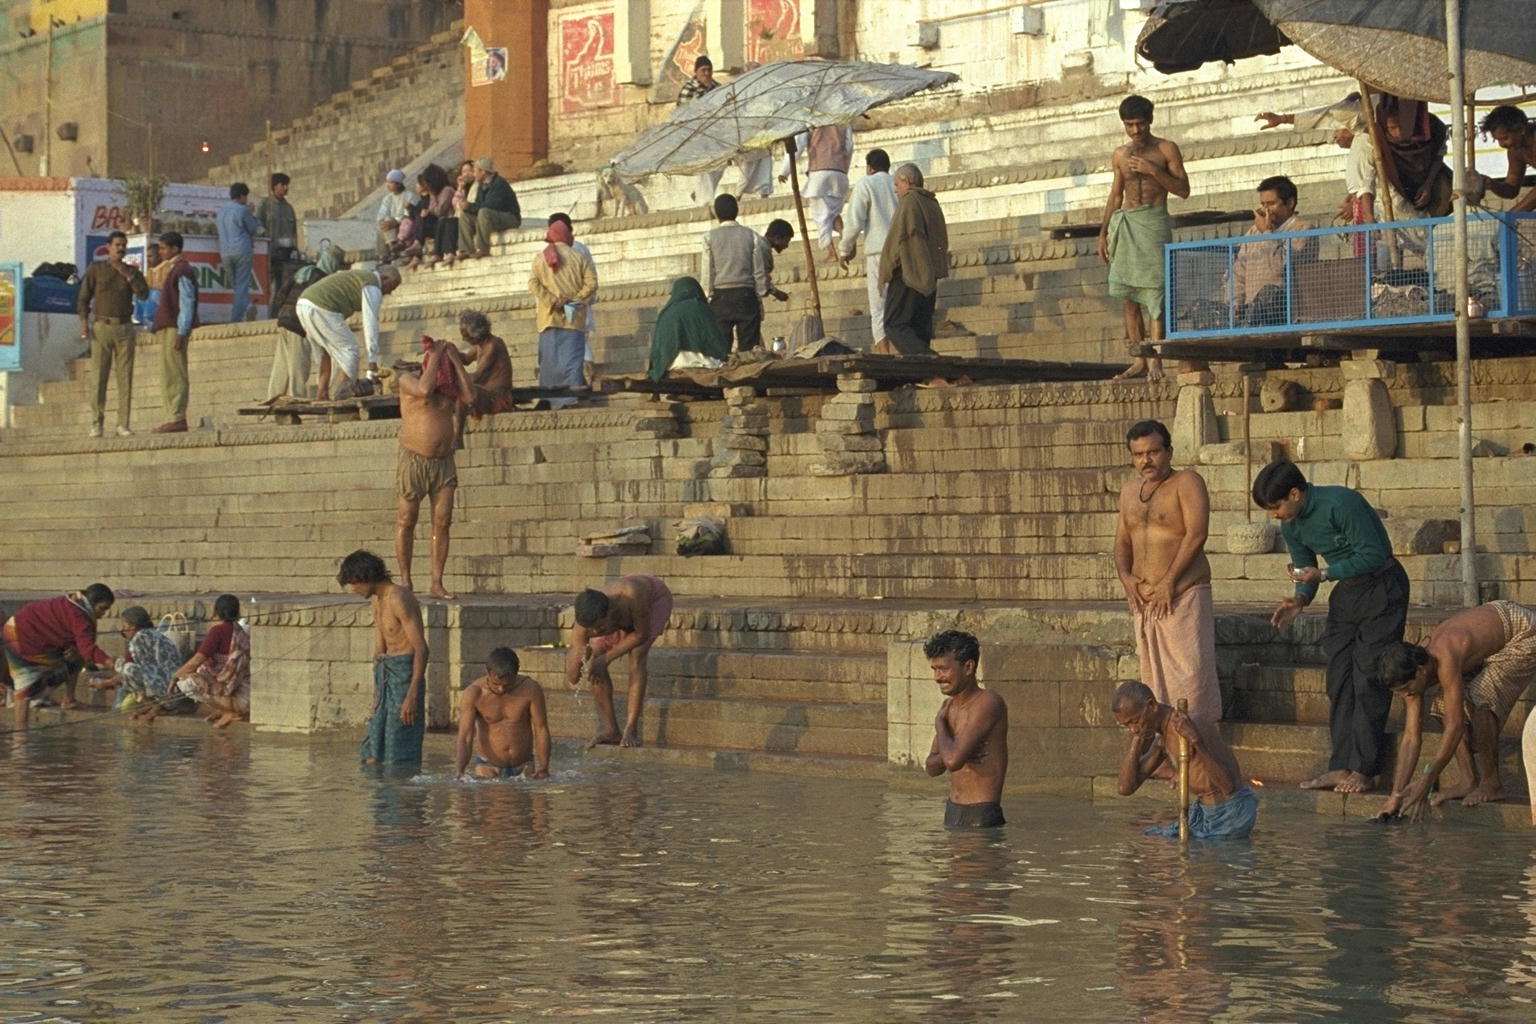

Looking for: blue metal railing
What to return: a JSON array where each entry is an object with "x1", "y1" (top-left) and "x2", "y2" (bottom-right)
[{"x1": 1164, "y1": 211, "x2": 1536, "y2": 339}]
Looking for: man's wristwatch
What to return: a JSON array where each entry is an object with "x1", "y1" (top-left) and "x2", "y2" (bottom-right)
[{"x1": 1319, "y1": 567, "x2": 1331, "y2": 583}]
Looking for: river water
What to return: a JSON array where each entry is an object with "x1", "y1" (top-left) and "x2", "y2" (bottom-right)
[{"x1": 2, "y1": 719, "x2": 1534, "y2": 1022}]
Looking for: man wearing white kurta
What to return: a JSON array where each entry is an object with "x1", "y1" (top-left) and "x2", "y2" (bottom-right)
[
  {"x1": 781, "y1": 125, "x2": 854, "y2": 262},
  {"x1": 837, "y1": 148, "x2": 899, "y2": 351}
]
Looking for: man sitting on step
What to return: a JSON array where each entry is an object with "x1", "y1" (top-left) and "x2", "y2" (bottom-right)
[{"x1": 1375, "y1": 601, "x2": 1536, "y2": 821}]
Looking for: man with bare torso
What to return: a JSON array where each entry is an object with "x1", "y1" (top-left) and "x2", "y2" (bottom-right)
[
  {"x1": 1375, "y1": 601, "x2": 1536, "y2": 820},
  {"x1": 1114, "y1": 420, "x2": 1221, "y2": 722},
  {"x1": 1475, "y1": 105, "x2": 1536, "y2": 212},
  {"x1": 455, "y1": 647, "x2": 551, "y2": 780},
  {"x1": 339, "y1": 549, "x2": 428, "y2": 771},
  {"x1": 1114, "y1": 680, "x2": 1256, "y2": 839},
  {"x1": 923, "y1": 630, "x2": 1008, "y2": 828},
  {"x1": 1098, "y1": 95, "x2": 1190, "y2": 382},
  {"x1": 565, "y1": 574, "x2": 674, "y2": 749},
  {"x1": 397, "y1": 340, "x2": 472, "y2": 600},
  {"x1": 453, "y1": 309, "x2": 513, "y2": 448}
]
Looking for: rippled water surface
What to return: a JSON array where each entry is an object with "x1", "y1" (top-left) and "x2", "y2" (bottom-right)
[{"x1": 3, "y1": 720, "x2": 1535, "y2": 1022}]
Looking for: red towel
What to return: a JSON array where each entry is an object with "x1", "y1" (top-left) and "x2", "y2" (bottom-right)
[{"x1": 420, "y1": 336, "x2": 462, "y2": 397}]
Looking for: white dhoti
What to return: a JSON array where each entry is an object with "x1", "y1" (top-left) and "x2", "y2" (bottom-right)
[
  {"x1": 864, "y1": 253, "x2": 885, "y2": 344},
  {"x1": 1524, "y1": 705, "x2": 1536, "y2": 826},
  {"x1": 1133, "y1": 583, "x2": 1223, "y2": 722},
  {"x1": 805, "y1": 169, "x2": 850, "y2": 250},
  {"x1": 296, "y1": 299, "x2": 360, "y2": 381}
]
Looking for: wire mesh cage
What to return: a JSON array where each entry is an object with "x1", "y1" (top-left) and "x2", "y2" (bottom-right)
[{"x1": 1166, "y1": 212, "x2": 1534, "y2": 338}]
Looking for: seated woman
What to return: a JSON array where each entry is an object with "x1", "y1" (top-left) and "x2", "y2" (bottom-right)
[
  {"x1": 88, "y1": 605, "x2": 183, "y2": 716},
  {"x1": 646, "y1": 277, "x2": 731, "y2": 382},
  {"x1": 169, "y1": 594, "x2": 251, "y2": 728},
  {"x1": 410, "y1": 164, "x2": 456, "y2": 269}
]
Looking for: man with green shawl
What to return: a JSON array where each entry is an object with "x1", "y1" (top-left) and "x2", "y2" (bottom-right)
[
  {"x1": 268, "y1": 245, "x2": 344, "y2": 400},
  {"x1": 647, "y1": 277, "x2": 731, "y2": 382}
]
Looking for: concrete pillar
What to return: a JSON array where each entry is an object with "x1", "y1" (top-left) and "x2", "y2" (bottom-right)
[
  {"x1": 466, "y1": 0, "x2": 548, "y2": 176},
  {"x1": 1172, "y1": 369, "x2": 1219, "y2": 459},
  {"x1": 1341, "y1": 354, "x2": 1397, "y2": 460}
]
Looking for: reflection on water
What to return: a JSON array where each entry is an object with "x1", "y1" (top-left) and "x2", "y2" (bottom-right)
[{"x1": 2, "y1": 721, "x2": 1534, "y2": 1022}]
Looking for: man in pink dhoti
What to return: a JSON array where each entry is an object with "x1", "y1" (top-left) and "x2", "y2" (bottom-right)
[{"x1": 1114, "y1": 420, "x2": 1222, "y2": 722}]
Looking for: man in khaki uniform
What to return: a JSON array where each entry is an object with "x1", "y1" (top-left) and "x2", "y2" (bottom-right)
[{"x1": 77, "y1": 231, "x2": 149, "y2": 437}]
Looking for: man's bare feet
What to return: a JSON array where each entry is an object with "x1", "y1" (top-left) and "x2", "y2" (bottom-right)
[
  {"x1": 619, "y1": 729, "x2": 643, "y2": 748},
  {"x1": 1112, "y1": 356, "x2": 1165, "y2": 381},
  {"x1": 871, "y1": 339, "x2": 896, "y2": 355},
  {"x1": 1300, "y1": 769, "x2": 1350, "y2": 790},
  {"x1": 204, "y1": 712, "x2": 221, "y2": 723},
  {"x1": 1333, "y1": 771, "x2": 1373, "y2": 794},
  {"x1": 211, "y1": 712, "x2": 240, "y2": 729},
  {"x1": 428, "y1": 585, "x2": 455, "y2": 600},
  {"x1": 586, "y1": 730, "x2": 621, "y2": 750},
  {"x1": 1458, "y1": 781, "x2": 1506, "y2": 807}
]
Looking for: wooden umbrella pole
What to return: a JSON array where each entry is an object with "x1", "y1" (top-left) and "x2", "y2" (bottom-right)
[
  {"x1": 1357, "y1": 81, "x2": 1400, "y2": 269},
  {"x1": 783, "y1": 134, "x2": 823, "y2": 324},
  {"x1": 1176, "y1": 697, "x2": 1190, "y2": 844},
  {"x1": 1243, "y1": 375, "x2": 1253, "y2": 523}
]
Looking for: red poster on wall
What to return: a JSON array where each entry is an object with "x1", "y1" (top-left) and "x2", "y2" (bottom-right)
[
  {"x1": 746, "y1": 0, "x2": 803, "y2": 66},
  {"x1": 560, "y1": 11, "x2": 617, "y2": 112}
]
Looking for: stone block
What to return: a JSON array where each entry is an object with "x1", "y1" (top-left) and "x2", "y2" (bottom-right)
[
  {"x1": 1342, "y1": 377, "x2": 1396, "y2": 460},
  {"x1": 837, "y1": 374, "x2": 877, "y2": 393},
  {"x1": 1259, "y1": 377, "x2": 1301, "y2": 412},
  {"x1": 1227, "y1": 520, "x2": 1280, "y2": 555},
  {"x1": 819, "y1": 433, "x2": 884, "y2": 453},
  {"x1": 722, "y1": 386, "x2": 758, "y2": 405},
  {"x1": 1173, "y1": 381, "x2": 1219, "y2": 457},
  {"x1": 817, "y1": 402, "x2": 876, "y2": 423},
  {"x1": 815, "y1": 417, "x2": 876, "y2": 436},
  {"x1": 1199, "y1": 441, "x2": 1247, "y2": 465},
  {"x1": 809, "y1": 452, "x2": 888, "y2": 476},
  {"x1": 1384, "y1": 518, "x2": 1459, "y2": 556},
  {"x1": 723, "y1": 433, "x2": 769, "y2": 452},
  {"x1": 1340, "y1": 357, "x2": 1396, "y2": 382}
]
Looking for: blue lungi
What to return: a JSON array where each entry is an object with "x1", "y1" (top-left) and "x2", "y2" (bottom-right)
[{"x1": 359, "y1": 652, "x2": 424, "y2": 769}]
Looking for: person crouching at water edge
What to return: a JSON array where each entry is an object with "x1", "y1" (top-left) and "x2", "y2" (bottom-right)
[
  {"x1": 1113, "y1": 681, "x2": 1257, "y2": 839},
  {"x1": 565, "y1": 575, "x2": 674, "y2": 749},
  {"x1": 455, "y1": 647, "x2": 551, "y2": 780},
  {"x1": 923, "y1": 630, "x2": 1008, "y2": 828},
  {"x1": 339, "y1": 549, "x2": 427, "y2": 772}
]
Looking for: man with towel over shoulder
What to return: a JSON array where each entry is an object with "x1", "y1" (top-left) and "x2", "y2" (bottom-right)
[{"x1": 1098, "y1": 95, "x2": 1189, "y2": 382}]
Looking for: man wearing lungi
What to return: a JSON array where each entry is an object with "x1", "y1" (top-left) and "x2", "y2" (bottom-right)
[
  {"x1": 1114, "y1": 420, "x2": 1221, "y2": 722},
  {"x1": 3, "y1": 584, "x2": 116, "y2": 729},
  {"x1": 339, "y1": 550, "x2": 428, "y2": 772},
  {"x1": 1097, "y1": 95, "x2": 1189, "y2": 382},
  {"x1": 566, "y1": 575, "x2": 674, "y2": 750},
  {"x1": 1254, "y1": 460, "x2": 1408, "y2": 795},
  {"x1": 1375, "y1": 602, "x2": 1536, "y2": 820},
  {"x1": 1114, "y1": 681, "x2": 1257, "y2": 839}
]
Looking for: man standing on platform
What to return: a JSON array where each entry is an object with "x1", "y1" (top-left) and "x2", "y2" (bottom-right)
[
  {"x1": 1098, "y1": 95, "x2": 1189, "y2": 382},
  {"x1": 1114, "y1": 420, "x2": 1221, "y2": 722},
  {"x1": 780, "y1": 124, "x2": 854, "y2": 263},
  {"x1": 255, "y1": 172, "x2": 299, "y2": 299},
  {"x1": 839, "y1": 148, "x2": 899, "y2": 351},
  {"x1": 528, "y1": 219, "x2": 597, "y2": 388},
  {"x1": 395, "y1": 338, "x2": 471, "y2": 600},
  {"x1": 296, "y1": 265, "x2": 401, "y2": 399},
  {"x1": 216, "y1": 182, "x2": 262, "y2": 322},
  {"x1": 923, "y1": 630, "x2": 1008, "y2": 828},
  {"x1": 1253, "y1": 459, "x2": 1408, "y2": 795},
  {"x1": 339, "y1": 549, "x2": 428, "y2": 773},
  {"x1": 702, "y1": 194, "x2": 767, "y2": 351},
  {"x1": 150, "y1": 231, "x2": 198, "y2": 434},
  {"x1": 77, "y1": 231, "x2": 148, "y2": 438},
  {"x1": 878, "y1": 164, "x2": 948, "y2": 356}
]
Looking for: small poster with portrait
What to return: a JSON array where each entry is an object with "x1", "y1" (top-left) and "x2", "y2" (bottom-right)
[
  {"x1": 476, "y1": 46, "x2": 508, "y2": 86},
  {"x1": 0, "y1": 263, "x2": 19, "y2": 372}
]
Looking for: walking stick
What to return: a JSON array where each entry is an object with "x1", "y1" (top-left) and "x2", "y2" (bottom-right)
[{"x1": 1176, "y1": 697, "x2": 1190, "y2": 844}]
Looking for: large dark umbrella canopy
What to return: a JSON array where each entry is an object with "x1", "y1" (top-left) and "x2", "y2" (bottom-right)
[
  {"x1": 1136, "y1": 0, "x2": 1289, "y2": 74},
  {"x1": 1251, "y1": 0, "x2": 1536, "y2": 101}
]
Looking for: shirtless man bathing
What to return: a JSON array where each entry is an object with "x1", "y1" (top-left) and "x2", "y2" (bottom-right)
[
  {"x1": 923, "y1": 630, "x2": 1009, "y2": 828},
  {"x1": 1114, "y1": 420, "x2": 1221, "y2": 722},
  {"x1": 455, "y1": 647, "x2": 551, "y2": 780},
  {"x1": 565, "y1": 574, "x2": 674, "y2": 749},
  {"x1": 1114, "y1": 680, "x2": 1257, "y2": 839},
  {"x1": 1097, "y1": 95, "x2": 1190, "y2": 382},
  {"x1": 1375, "y1": 601, "x2": 1536, "y2": 820},
  {"x1": 396, "y1": 338, "x2": 472, "y2": 600},
  {"x1": 339, "y1": 549, "x2": 428, "y2": 772}
]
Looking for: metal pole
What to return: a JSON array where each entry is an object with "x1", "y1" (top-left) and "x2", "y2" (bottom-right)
[
  {"x1": 783, "y1": 134, "x2": 824, "y2": 326},
  {"x1": 265, "y1": 119, "x2": 273, "y2": 185},
  {"x1": 41, "y1": 20, "x2": 54, "y2": 176},
  {"x1": 1447, "y1": 0, "x2": 1478, "y2": 607},
  {"x1": 1176, "y1": 697, "x2": 1190, "y2": 844}
]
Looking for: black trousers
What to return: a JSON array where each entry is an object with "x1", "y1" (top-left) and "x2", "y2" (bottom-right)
[
  {"x1": 709, "y1": 286, "x2": 762, "y2": 350},
  {"x1": 1321, "y1": 560, "x2": 1409, "y2": 776},
  {"x1": 883, "y1": 270, "x2": 936, "y2": 355}
]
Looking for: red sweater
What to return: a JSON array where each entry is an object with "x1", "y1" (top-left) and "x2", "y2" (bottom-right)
[{"x1": 8, "y1": 594, "x2": 112, "y2": 666}]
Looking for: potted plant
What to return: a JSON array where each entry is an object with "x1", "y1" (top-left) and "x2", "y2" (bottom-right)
[{"x1": 119, "y1": 173, "x2": 168, "y2": 234}]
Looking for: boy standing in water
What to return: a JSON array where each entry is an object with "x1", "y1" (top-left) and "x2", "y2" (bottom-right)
[
  {"x1": 924, "y1": 630, "x2": 1009, "y2": 828},
  {"x1": 456, "y1": 647, "x2": 551, "y2": 780},
  {"x1": 339, "y1": 549, "x2": 428, "y2": 772}
]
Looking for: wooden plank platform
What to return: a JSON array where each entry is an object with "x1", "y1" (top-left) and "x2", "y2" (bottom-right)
[
  {"x1": 1159, "y1": 318, "x2": 1536, "y2": 363},
  {"x1": 237, "y1": 387, "x2": 582, "y2": 424},
  {"x1": 594, "y1": 353, "x2": 1126, "y2": 398}
]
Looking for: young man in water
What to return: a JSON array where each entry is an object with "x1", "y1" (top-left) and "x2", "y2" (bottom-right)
[
  {"x1": 1375, "y1": 601, "x2": 1536, "y2": 820},
  {"x1": 923, "y1": 630, "x2": 1008, "y2": 828},
  {"x1": 455, "y1": 647, "x2": 551, "y2": 780},
  {"x1": 565, "y1": 574, "x2": 674, "y2": 749},
  {"x1": 1113, "y1": 680, "x2": 1257, "y2": 839},
  {"x1": 339, "y1": 549, "x2": 428, "y2": 772}
]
